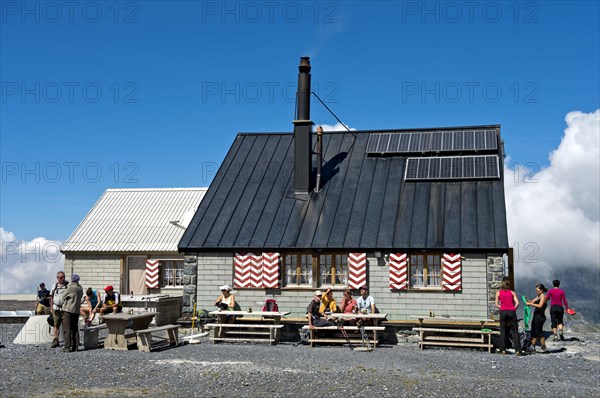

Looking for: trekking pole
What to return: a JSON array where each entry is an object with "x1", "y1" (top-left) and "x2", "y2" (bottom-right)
[
  {"x1": 337, "y1": 321, "x2": 354, "y2": 350},
  {"x1": 358, "y1": 322, "x2": 373, "y2": 351}
]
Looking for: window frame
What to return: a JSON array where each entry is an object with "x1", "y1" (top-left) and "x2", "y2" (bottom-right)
[
  {"x1": 161, "y1": 260, "x2": 184, "y2": 288},
  {"x1": 409, "y1": 253, "x2": 442, "y2": 290},
  {"x1": 281, "y1": 252, "x2": 349, "y2": 289}
]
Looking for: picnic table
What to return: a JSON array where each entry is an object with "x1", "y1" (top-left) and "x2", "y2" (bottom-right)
[
  {"x1": 303, "y1": 313, "x2": 388, "y2": 348},
  {"x1": 206, "y1": 310, "x2": 290, "y2": 345},
  {"x1": 410, "y1": 316, "x2": 500, "y2": 353},
  {"x1": 101, "y1": 312, "x2": 157, "y2": 350}
]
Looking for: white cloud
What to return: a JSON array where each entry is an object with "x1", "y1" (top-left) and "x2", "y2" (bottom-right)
[
  {"x1": 314, "y1": 122, "x2": 355, "y2": 132},
  {"x1": 505, "y1": 109, "x2": 600, "y2": 281},
  {"x1": 0, "y1": 227, "x2": 65, "y2": 294}
]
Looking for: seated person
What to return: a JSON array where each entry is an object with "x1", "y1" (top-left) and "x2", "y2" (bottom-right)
[
  {"x1": 35, "y1": 282, "x2": 50, "y2": 315},
  {"x1": 319, "y1": 288, "x2": 338, "y2": 313},
  {"x1": 307, "y1": 290, "x2": 334, "y2": 329},
  {"x1": 214, "y1": 284, "x2": 236, "y2": 323},
  {"x1": 339, "y1": 288, "x2": 358, "y2": 325},
  {"x1": 356, "y1": 286, "x2": 376, "y2": 326},
  {"x1": 99, "y1": 285, "x2": 122, "y2": 316},
  {"x1": 80, "y1": 287, "x2": 102, "y2": 326}
]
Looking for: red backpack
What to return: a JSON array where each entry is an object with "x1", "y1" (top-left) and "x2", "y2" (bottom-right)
[{"x1": 262, "y1": 299, "x2": 279, "y2": 312}]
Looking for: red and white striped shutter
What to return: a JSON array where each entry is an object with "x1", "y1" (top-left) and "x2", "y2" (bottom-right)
[
  {"x1": 389, "y1": 253, "x2": 408, "y2": 290},
  {"x1": 234, "y1": 253, "x2": 263, "y2": 288},
  {"x1": 348, "y1": 253, "x2": 367, "y2": 289},
  {"x1": 145, "y1": 259, "x2": 160, "y2": 289},
  {"x1": 442, "y1": 253, "x2": 462, "y2": 291},
  {"x1": 262, "y1": 253, "x2": 280, "y2": 288}
]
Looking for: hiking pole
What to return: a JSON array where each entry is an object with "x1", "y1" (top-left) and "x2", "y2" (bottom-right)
[{"x1": 337, "y1": 321, "x2": 354, "y2": 351}]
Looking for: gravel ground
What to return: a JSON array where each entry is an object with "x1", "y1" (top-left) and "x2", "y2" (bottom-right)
[{"x1": 1, "y1": 324, "x2": 599, "y2": 398}]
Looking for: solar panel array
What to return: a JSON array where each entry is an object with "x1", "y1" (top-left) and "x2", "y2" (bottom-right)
[
  {"x1": 366, "y1": 129, "x2": 497, "y2": 154},
  {"x1": 404, "y1": 155, "x2": 500, "y2": 181}
]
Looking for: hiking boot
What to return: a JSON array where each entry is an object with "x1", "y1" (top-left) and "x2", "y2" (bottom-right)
[
  {"x1": 527, "y1": 346, "x2": 536, "y2": 353},
  {"x1": 515, "y1": 351, "x2": 522, "y2": 356},
  {"x1": 559, "y1": 331, "x2": 565, "y2": 341},
  {"x1": 541, "y1": 345, "x2": 547, "y2": 352},
  {"x1": 553, "y1": 334, "x2": 559, "y2": 341},
  {"x1": 61, "y1": 347, "x2": 71, "y2": 352},
  {"x1": 498, "y1": 350, "x2": 506, "y2": 355},
  {"x1": 51, "y1": 338, "x2": 59, "y2": 348}
]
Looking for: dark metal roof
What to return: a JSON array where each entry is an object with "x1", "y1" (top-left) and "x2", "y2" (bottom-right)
[{"x1": 179, "y1": 126, "x2": 509, "y2": 252}]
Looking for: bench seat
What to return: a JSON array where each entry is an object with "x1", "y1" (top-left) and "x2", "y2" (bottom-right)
[
  {"x1": 302, "y1": 325, "x2": 385, "y2": 348},
  {"x1": 80, "y1": 324, "x2": 108, "y2": 350},
  {"x1": 412, "y1": 326, "x2": 500, "y2": 353},
  {"x1": 135, "y1": 324, "x2": 180, "y2": 352},
  {"x1": 205, "y1": 323, "x2": 284, "y2": 345}
]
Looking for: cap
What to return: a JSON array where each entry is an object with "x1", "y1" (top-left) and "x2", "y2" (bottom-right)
[
  {"x1": 219, "y1": 284, "x2": 232, "y2": 291},
  {"x1": 71, "y1": 274, "x2": 80, "y2": 283},
  {"x1": 104, "y1": 285, "x2": 114, "y2": 291},
  {"x1": 314, "y1": 290, "x2": 322, "y2": 296},
  {"x1": 360, "y1": 285, "x2": 368, "y2": 291}
]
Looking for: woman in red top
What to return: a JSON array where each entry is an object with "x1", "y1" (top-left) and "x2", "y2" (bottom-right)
[
  {"x1": 546, "y1": 279, "x2": 570, "y2": 341},
  {"x1": 339, "y1": 288, "x2": 358, "y2": 325},
  {"x1": 495, "y1": 280, "x2": 522, "y2": 355}
]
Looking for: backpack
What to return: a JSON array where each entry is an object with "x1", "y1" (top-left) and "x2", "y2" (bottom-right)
[{"x1": 262, "y1": 299, "x2": 279, "y2": 312}]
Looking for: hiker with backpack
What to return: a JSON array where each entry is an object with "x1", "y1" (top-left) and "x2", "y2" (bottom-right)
[{"x1": 49, "y1": 271, "x2": 69, "y2": 348}]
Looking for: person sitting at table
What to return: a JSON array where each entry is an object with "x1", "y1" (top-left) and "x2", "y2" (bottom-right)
[
  {"x1": 356, "y1": 286, "x2": 376, "y2": 326},
  {"x1": 319, "y1": 288, "x2": 338, "y2": 313},
  {"x1": 214, "y1": 284, "x2": 236, "y2": 323},
  {"x1": 307, "y1": 290, "x2": 334, "y2": 329},
  {"x1": 80, "y1": 287, "x2": 102, "y2": 327},
  {"x1": 339, "y1": 288, "x2": 358, "y2": 325},
  {"x1": 99, "y1": 285, "x2": 122, "y2": 316}
]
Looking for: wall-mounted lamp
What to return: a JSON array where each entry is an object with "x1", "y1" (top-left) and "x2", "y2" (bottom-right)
[{"x1": 170, "y1": 220, "x2": 186, "y2": 230}]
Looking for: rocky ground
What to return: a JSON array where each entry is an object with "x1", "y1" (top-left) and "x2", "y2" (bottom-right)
[{"x1": 0, "y1": 323, "x2": 599, "y2": 398}]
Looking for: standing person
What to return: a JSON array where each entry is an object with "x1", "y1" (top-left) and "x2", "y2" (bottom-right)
[
  {"x1": 307, "y1": 290, "x2": 334, "y2": 328},
  {"x1": 213, "y1": 284, "x2": 236, "y2": 323},
  {"x1": 49, "y1": 271, "x2": 69, "y2": 348},
  {"x1": 526, "y1": 284, "x2": 548, "y2": 352},
  {"x1": 495, "y1": 280, "x2": 522, "y2": 356},
  {"x1": 80, "y1": 287, "x2": 101, "y2": 327},
  {"x1": 99, "y1": 286, "x2": 122, "y2": 316},
  {"x1": 60, "y1": 274, "x2": 83, "y2": 352},
  {"x1": 319, "y1": 288, "x2": 338, "y2": 313},
  {"x1": 546, "y1": 279, "x2": 570, "y2": 341},
  {"x1": 35, "y1": 283, "x2": 50, "y2": 315}
]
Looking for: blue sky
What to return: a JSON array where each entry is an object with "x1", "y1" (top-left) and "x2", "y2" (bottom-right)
[{"x1": 1, "y1": 1, "x2": 598, "y2": 245}]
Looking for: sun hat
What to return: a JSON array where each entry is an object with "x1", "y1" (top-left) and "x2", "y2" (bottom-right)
[
  {"x1": 314, "y1": 290, "x2": 322, "y2": 296},
  {"x1": 219, "y1": 284, "x2": 232, "y2": 291},
  {"x1": 566, "y1": 308, "x2": 576, "y2": 315},
  {"x1": 104, "y1": 285, "x2": 114, "y2": 291},
  {"x1": 71, "y1": 274, "x2": 80, "y2": 283}
]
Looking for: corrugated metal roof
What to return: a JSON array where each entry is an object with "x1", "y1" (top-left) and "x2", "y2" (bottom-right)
[
  {"x1": 179, "y1": 126, "x2": 509, "y2": 252},
  {"x1": 61, "y1": 188, "x2": 207, "y2": 253}
]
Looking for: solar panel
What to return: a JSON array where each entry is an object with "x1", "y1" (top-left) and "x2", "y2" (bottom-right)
[
  {"x1": 366, "y1": 129, "x2": 498, "y2": 154},
  {"x1": 404, "y1": 155, "x2": 500, "y2": 181}
]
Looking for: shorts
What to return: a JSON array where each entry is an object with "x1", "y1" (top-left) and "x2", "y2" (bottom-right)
[
  {"x1": 52, "y1": 309, "x2": 64, "y2": 328},
  {"x1": 35, "y1": 303, "x2": 49, "y2": 315},
  {"x1": 550, "y1": 305, "x2": 564, "y2": 328}
]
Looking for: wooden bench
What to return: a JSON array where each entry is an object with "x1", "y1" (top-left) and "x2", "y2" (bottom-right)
[
  {"x1": 413, "y1": 327, "x2": 500, "y2": 353},
  {"x1": 80, "y1": 324, "x2": 108, "y2": 350},
  {"x1": 135, "y1": 324, "x2": 180, "y2": 352},
  {"x1": 301, "y1": 325, "x2": 385, "y2": 348},
  {"x1": 205, "y1": 323, "x2": 284, "y2": 345}
]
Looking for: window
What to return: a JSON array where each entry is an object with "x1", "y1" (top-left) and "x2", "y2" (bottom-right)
[
  {"x1": 410, "y1": 254, "x2": 441, "y2": 288},
  {"x1": 283, "y1": 253, "x2": 348, "y2": 287},
  {"x1": 162, "y1": 260, "x2": 183, "y2": 287}
]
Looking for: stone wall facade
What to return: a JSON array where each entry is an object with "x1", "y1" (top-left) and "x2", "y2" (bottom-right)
[{"x1": 184, "y1": 252, "x2": 504, "y2": 320}]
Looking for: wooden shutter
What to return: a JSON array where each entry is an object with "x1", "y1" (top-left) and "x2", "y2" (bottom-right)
[
  {"x1": 442, "y1": 253, "x2": 462, "y2": 291},
  {"x1": 145, "y1": 259, "x2": 159, "y2": 289},
  {"x1": 348, "y1": 253, "x2": 367, "y2": 289},
  {"x1": 234, "y1": 253, "x2": 263, "y2": 288},
  {"x1": 262, "y1": 253, "x2": 280, "y2": 288},
  {"x1": 389, "y1": 253, "x2": 408, "y2": 290}
]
